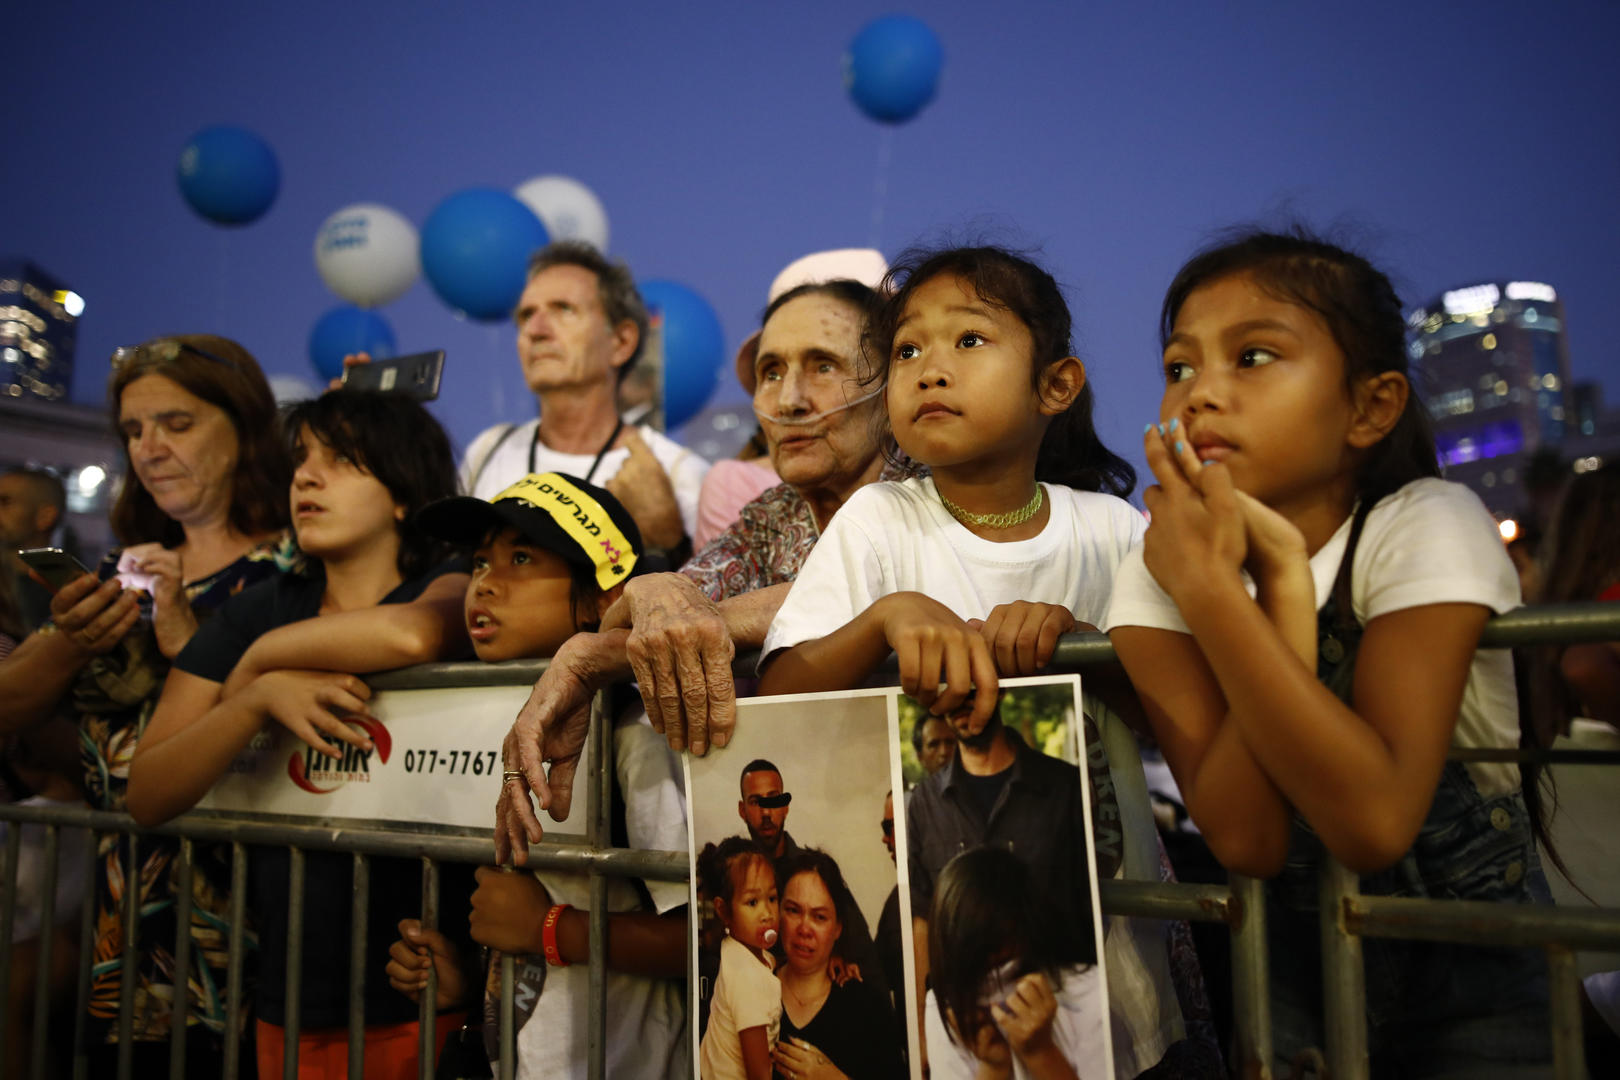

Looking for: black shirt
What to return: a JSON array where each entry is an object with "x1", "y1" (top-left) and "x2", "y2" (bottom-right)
[
  {"x1": 907, "y1": 728, "x2": 1090, "y2": 923},
  {"x1": 174, "y1": 561, "x2": 476, "y2": 1028},
  {"x1": 777, "y1": 975, "x2": 903, "y2": 1080}
]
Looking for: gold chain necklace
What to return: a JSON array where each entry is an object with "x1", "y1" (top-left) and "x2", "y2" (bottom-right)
[{"x1": 939, "y1": 484, "x2": 1044, "y2": 529}]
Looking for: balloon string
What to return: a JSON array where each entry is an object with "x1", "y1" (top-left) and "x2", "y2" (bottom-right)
[
  {"x1": 869, "y1": 127, "x2": 893, "y2": 250},
  {"x1": 489, "y1": 325, "x2": 506, "y2": 422},
  {"x1": 216, "y1": 230, "x2": 229, "y2": 332}
]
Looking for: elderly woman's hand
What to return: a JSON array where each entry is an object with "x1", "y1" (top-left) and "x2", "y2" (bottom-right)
[
  {"x1": 498, "y1": 632, "x2": 621, "y2": 865},
  {"x1": 118, "y1": 544, "x2": 197, "y2": 658},
  {"x1": 599, "y1": 572, "x2": 735, "y2": 755},
  {"x1": 48, "y1": 573, "x2": 140, "y2": 656},
  {"x1": 772, "y1": 1036, "x2": 850, "y2": 1080}
]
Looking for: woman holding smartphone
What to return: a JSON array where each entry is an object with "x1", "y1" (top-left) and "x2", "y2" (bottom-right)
[{"x1": 0, "y1": 335, "x2": 296, "y2": 1076}]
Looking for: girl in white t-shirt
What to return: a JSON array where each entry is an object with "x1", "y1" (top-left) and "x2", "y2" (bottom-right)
[
  {"x1": 1105, "y1": 228, "x2": 1551, "y2": 1072},
  {"x1": 758, "y1": 244, "x2": 1141, "y2": 712},
  {"x1": 757, "y1": 247, "x2": 1190, "y2": 1078},
  {"x1": 697, "y1": 838, "x2": 782, "y2": 1080}
]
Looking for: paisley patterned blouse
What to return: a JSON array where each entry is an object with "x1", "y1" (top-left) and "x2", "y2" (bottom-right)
[{"x1": 76, "y1": 532, "x2": 302, "y2": 1044}]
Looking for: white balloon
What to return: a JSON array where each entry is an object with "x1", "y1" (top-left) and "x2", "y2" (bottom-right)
[
  {"x1": 512, "y1": 175, "x2": 610, "y2": 251},
  {"x1": 313, "y1": 203, "x2": 420, "y2": 307}
]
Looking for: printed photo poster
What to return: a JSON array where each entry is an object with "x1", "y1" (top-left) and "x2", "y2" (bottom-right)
[{"x1": 685, "y1": 675, "x2": 1111, "y2": 1080}]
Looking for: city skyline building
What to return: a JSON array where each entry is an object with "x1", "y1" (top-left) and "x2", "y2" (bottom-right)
[
  {"x1": 1409, "y1": 279, "x2": 1572, "y2": 518},
  {"x1": 0, "y1": 258, "x2": 82, "y2": 401}
]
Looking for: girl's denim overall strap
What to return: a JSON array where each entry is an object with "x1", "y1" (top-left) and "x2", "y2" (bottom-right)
[{"x1": 1265, "y1": 501, "x2": 1551, "y2": 1075}]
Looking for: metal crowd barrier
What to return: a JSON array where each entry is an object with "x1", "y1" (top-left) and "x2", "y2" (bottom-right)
[{"x1": 1, "y1": 601, "x2": 1617, "y2": 1080}]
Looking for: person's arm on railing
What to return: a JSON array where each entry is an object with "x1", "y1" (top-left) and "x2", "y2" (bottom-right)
[
  {"x1": 499, "y1": 578, "x2": 795, "y2": 861},
  {"x1": 759, "y1": 591, "x2": 1000, "y2": 729},
  {"x1": 126, "y1": 667, "x2": 374, "y2": 826},
  {"x1": 220, "y1": 573, "x2": 470, "y2": 697},
  {"x1": 468, "y1": 866, "x2": 686, "y2": 977}
]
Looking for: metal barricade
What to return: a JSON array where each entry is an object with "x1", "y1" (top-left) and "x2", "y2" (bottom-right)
[{"x1": 0, "y1": 601, "x2": 1617, "y2": 1079}]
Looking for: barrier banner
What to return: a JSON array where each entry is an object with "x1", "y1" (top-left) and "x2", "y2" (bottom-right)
[{"x1": 195, "y1": 684, "x2": 593, "y2": 839}]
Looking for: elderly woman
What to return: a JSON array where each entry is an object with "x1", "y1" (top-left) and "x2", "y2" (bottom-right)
[
  {"x1": 772, "y1": 848, "x2": 904, "y2": 1080},
  {"x1": 0, "y1": 334, "x2": 296, "y2": 1072},
  {"x1": 497, "y1": 273, "x2": 896, "y2": 854}
]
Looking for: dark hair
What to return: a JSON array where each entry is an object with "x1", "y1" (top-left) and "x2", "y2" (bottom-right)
[
  {"x1": 696, "y1": 836, "x2": 772, "y2": 905},
  {"x1": 1159, "y1": 226, "x2": 1440, "y2": 506},
  {"x1": 739, "y1": 758, "x2": 781, "y2": 794},
  {"x1": 774, "y1": 847, "x2": 857, "y2": 949},
  {"x1": 2, "y1": 466, "x2": 66, "y2": 520},
  {"x1": 864, "y1": 246, "x2": 1135, "y2": 497},
  {"x1": 929, "y1": 846, "x2": 1097, "y2": 1050},
  {"x1": 282, "y1": 390, "x2": 458, "y2": 579},
  {"x1": 911, "y1": 712, "x2": 950, "y2": 756},
  {"x1": 108, "y1": 334, "x2": 291, "y2": 546},
  {"x1": 524, "y1": 240, "x2": 650, "y2": 381},
  {"x1": 1525, "y1": 460, "x2": 1620, "y2": 743}
]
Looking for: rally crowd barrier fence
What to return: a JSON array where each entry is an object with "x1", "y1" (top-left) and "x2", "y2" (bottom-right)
[{"x1": 1, "y1": 601, "x2": 1618, "y2": 1080}]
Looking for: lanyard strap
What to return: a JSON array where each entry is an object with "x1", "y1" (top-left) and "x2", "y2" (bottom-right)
[{"x1": 529, "y1": 417, "x2": 625, "y2": 485}]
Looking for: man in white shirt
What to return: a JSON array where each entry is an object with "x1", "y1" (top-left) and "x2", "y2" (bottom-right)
[{"x1": 460, "y1": 242, "x2": 709, "y2": 563}]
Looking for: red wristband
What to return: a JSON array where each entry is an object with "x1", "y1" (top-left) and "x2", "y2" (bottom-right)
[{"x1": 542, "y1": 904, "x2": 572, "y2": 967}]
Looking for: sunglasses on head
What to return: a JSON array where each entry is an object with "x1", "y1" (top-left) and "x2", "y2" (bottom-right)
[{"x1": 112, "y1": 339, "x2": 237, "y2": 372}]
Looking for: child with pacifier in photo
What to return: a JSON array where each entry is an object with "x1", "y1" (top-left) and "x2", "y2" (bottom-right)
[
  {"x1": 927, "y1": 847, "x2": 1107, "y2": 1080},
  {"x1": 1105, "y1": 228, "x2": 1555, "y2": 1073},
  {"x1": 390, "y1": 472, "x2": 690, "y2": 1080},
  {"x1": 696, "y1": 837, "x2": 781, "y2": 1080},
  {"x1": 758, "y1": 246, "x2": 1189, "y2": 1078}
]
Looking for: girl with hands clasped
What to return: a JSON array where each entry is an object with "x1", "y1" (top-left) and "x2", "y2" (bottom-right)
[
  {"x1": 757, "y1": 245, "x2": 1141, "y2": 722},
  {"x1": 1105, "y1": 229, "x2": 1554, "y2": 1072}
]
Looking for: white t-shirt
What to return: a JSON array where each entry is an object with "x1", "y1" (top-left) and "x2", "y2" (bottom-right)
[
  {"x1": 762, "y1": 476, "x2": 1147, "y2": 663},
  {"x1": 460, "y1": 418, "x2": 710, "y2": 540},
  {"x1": 699, "y1": 935, "x2": 782, "y2": 1080},
  {"x1": 924, "y1": 963, "x2": 1110, "y2": 1080},
  {"x1": 511, "y1": 706, "x2": 691, "y2": 1080},
  {"x1": 1104, "y1": 478, "x2": 1523, "y2": 797}
]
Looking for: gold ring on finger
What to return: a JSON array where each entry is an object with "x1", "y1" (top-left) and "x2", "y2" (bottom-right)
[{"x1": 503, "y1": 770, "x2": 524, "y2": 782}]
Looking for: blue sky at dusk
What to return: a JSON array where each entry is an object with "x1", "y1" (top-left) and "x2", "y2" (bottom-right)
[{"x1": 9, "y1": 1, "x2": 1617, "y2": 487}]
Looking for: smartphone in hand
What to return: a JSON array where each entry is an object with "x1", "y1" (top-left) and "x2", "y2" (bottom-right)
[
  {"x1": 341, "y1": 350, "x2": 445, "y2": 401},
  {"x1": 16, "y1": 548, "x2": 92, "y2": 593}
]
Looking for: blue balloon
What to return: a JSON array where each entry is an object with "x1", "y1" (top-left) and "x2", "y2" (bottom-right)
[
  {"x1": 308, "y1": 306, "x2": 396, "y2": 381},
  {"x1": 640, "y1": 280, "x2": 723, "y2": 429},
  {"x1": 844, "y1": 15, "x2": 944, "y2": 124},
  {"x1": 420, "y1": 189, "x2": 550, "y2": 321},
  {"x1": 177, "y1": 126, "x2": 280, "y2": 225}
]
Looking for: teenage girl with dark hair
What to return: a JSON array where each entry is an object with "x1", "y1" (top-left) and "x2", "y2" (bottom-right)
[
  {"x1": 927, "y1": 847, "x2": 1106, "y2": 1080},
  {"x1": 126, "y1": 389, "x2": 474, "y2": 1077},
  {"x1": 1107, "y1": 227, "x2": 1554, "y2": 1072}
]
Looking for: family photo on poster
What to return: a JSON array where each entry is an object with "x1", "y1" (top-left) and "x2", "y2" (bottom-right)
[{"x1": 685, "y1": 675, "x2": 1114, "y2": 1080}]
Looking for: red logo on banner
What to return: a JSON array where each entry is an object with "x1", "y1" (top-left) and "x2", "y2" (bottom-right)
[
  {"x1": 285, "y1": 718, "x2": 391, "y2": 794},
  {"x1": 288, "y1": 752, "x2": 339, "y2": 794}
]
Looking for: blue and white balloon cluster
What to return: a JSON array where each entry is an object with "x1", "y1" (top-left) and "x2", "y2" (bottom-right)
[{"x1": 173, "y1": 128, "x2": 730, "y2": 423}]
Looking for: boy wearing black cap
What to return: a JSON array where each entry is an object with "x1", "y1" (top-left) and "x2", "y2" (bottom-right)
[{"x1": 389, "y1": 473, "x2": 690, "y2": 1080}]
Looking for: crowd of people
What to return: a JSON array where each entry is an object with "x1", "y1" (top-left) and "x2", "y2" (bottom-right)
[{"x1": 1, "y1": 225, "x2": 1615, "y2": 1080}]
